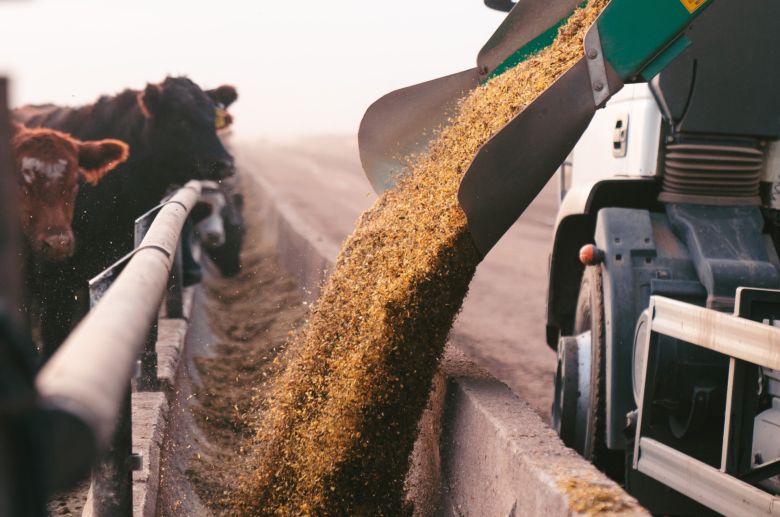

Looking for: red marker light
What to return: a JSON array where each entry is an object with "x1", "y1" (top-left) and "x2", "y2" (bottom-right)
[{"x1": 579, "y1": 244, "x2": 605, "y2": 266}]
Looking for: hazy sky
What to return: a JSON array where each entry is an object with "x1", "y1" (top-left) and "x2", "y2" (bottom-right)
[{"x1": 0, "y1": 0, "x2": 504, "y2": 140}]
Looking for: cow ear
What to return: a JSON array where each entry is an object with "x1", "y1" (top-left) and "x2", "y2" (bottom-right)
[
  {"x1": 233, "y1": 193, "x2": 244, "y2": 212},
  {"x1": 77, "y1": 139, "x2": 129, "y2": 185},
  {"x1": 138, "y1": 83, "x2": 164, "y2": 118},
  {"x1": 9, "y1": 121, "x2": 24, "y2": 137},
  {"x1": 206, "y1": 85, "x2": 238, "y2": 108}
]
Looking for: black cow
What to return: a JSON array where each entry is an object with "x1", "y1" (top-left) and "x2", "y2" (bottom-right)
[
  {"x1": 15, "y1": 76, "x2": 238, "y2": 357},
  {"x1": 180, "y1": 178, "x2": 245, "y2": 284},
  {"x1": 202, "y1": 177, "x2": 245, "y2": 277}
]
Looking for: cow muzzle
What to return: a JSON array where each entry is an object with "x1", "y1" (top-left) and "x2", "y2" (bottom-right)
[
  {"x1": 204, "y1": 231, "x2": 226, "y2": 248},
  {"x1": 37, "y1": 231, "x2": 75, "y2": 261},
  {"x1": 197, "y1": 219, "x2": 226, "y2": 248}
]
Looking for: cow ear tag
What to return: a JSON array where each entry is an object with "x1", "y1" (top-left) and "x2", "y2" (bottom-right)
[{"x1": 215, "y1": 103, "x2": 229, "y2": 130}]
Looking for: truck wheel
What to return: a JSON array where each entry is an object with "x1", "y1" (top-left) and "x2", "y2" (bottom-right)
[{"x1": 574, "y1": 266, "x2": 623, "y2": 479}]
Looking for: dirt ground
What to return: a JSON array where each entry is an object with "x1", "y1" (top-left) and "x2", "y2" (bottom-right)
[
  {"x1": 235, "y1": 136, "x2": 558, "y2": 419},
  {"x1": 178, "y1": 175, "x2": 308, "y2": 515}
]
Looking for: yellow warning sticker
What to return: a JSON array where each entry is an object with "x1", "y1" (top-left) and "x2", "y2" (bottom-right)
[{"x1": 680, "y1": 0, "x2": 706, "y2": 14}]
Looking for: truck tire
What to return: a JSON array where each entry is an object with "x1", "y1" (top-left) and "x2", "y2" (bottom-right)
[{"x1": 574, "y1": 266, "x2": 623, "y2": 479}]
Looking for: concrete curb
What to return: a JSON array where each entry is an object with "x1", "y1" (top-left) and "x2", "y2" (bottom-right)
[
  {"x1": 442, "y1": 378, "x2": 644, "y2": 516},
  {"x1": 241, "y1": 156, "x2": 649, "y2": 516},
  {"x1": 157, "y1": 319, "x2": 189, "y2": 395},
  {"x1": 82, "y1": 288, "x2": 195, "y2": 517},
  {"x1": 131, "y1": 392, "x2": 168, "y2": 517}
]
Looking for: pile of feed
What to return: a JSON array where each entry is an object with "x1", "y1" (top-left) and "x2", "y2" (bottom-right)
[{"x1": 234, "y1": 1, "x2": 608, "y2": 515}]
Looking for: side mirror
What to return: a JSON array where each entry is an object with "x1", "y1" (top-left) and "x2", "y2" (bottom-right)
[{"x1": 484, "y1": 0, "x2": 516, "y2": 12}]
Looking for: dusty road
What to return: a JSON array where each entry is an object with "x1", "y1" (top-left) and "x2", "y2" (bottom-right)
[{"x1": 235, "y1": 136, "x2": 558, "y2": 418}]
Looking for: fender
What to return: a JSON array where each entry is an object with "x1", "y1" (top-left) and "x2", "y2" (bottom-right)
[{"x1": 545, "y1": 178, "x2": 659, "y2": 348}]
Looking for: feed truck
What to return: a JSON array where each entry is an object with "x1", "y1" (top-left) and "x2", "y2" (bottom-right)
[{"x1": 358, "y1": 0, "x2": 780, "y2": 514}]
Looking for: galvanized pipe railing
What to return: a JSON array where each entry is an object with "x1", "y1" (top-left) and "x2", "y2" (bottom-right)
[{"x1": 34, "y1": 182, "x2": 201, "y2": 494}]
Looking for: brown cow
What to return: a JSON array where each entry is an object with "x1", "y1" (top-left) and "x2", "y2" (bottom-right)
[
  {"x1": 11, "y1": 122, "x2": 128, "y2": 361},
  {"x1": 11, "y1": 122, "x2": 129, "y2": 262}
]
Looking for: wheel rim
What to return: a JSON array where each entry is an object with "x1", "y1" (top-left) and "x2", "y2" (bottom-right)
[
  {"x1": 573, "y1": 330, "x2": 593, "y2": 454},
  {"x1": 552, "y1": 331, "x2": 592, "y2": 450}
]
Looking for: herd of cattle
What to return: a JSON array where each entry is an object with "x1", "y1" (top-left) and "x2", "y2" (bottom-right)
[{"x1": 11, "y1": 76, "x2": 244, "y2": 363}]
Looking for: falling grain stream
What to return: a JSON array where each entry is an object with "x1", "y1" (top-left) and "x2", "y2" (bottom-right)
[{"x1": 162, "y1": 2, "x2": 610, "y2": 515}]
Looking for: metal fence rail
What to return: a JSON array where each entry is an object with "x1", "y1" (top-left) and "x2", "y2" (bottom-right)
[
  {"x1": 34, "y1": 181, "x2": 202, "y2": 515},
  {"x1": 36, "y1": 181, "x2": 200, "y2": 446}
]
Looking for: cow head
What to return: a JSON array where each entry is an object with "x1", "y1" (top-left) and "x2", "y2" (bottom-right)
[
  {"x1": 194, "y1": 187, "x2": 227, "y2": 248},
  {"x1": 137, "y1": 77, "x2": 238, "y2": 183},
  {"x1": 202, "y1": 180, "x2": 244, "y2": 277},
  {"x1": 11, "y1": 123, "x2": 129, "y2": 262}
]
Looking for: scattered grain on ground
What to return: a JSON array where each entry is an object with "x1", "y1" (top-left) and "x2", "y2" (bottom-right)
[
  {"x1": 185, "y1": 186, "x2": 308, "y2": 514},
  {"x1": 558, "y1": 478, "x2": 639, "y2": 516}
]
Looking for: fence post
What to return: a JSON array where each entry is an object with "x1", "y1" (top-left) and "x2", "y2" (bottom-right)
[
  {"x1": 88, "y1": 266, "x2": 134, "y2": 517},
  {"x1": 134, "y1": 209, "x2": 161, "y2": 392},
  {"x1": 0, "y1": 80, "x2": 22, "y2": 327},
  {"x1": 0, "y1": 77, "x2": 49, "y2": 517},
  {"x1": 91, "y1": 388, "x2": 133, "y2": 517},
  {"x1": 166, "y1": 242, "x2": 184, "y2": 319}
]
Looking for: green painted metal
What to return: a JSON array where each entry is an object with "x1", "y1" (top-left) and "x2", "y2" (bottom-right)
[
  {"x1": 597, "y1": 0, "x2": 713, "y2": 79},
  {"x1": 487, "y1": 0, "x2": 714, "y2": 84},
  {"x1": 639, "y1": 35, "x2": 692, "y2": 81},
  {"x1": 487, "y1": 1, "x2": 586, "y2": 82}
]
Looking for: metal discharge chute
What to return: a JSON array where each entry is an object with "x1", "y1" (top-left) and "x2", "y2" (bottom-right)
[{"x1": 358, "y1": 0, "x2": 715, "y2": 258}]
